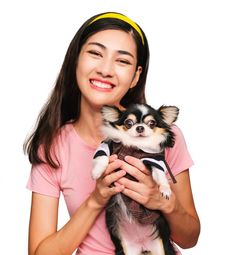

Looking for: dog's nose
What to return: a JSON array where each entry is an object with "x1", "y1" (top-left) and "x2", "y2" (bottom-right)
[{"x1": 136, "y1": 126, "x2": 144, "y2": 133}]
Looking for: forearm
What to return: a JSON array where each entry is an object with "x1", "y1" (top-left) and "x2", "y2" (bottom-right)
[
  {"x1": 34, "y1": 196, "x2": 102, "y2": 255},
  {"x1": 162, "y1": 196, "x2": 200, "y2": 249}
]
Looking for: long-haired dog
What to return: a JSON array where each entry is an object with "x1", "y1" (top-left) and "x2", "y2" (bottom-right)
[{"x1": 92, "y1": 103, "x2": 179, "y2": 255}]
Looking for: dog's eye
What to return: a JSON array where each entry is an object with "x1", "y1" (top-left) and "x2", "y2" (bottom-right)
[
  {"x1": 147, "y1": 120, "x2": 156, "y2": 129},
  {"x1": 124, "y1": 119, "x2": 134, "y2": 129}
]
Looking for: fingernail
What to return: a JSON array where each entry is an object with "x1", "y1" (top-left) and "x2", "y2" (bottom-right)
[
  {"x1": 119, "y1": 170, "x2": 126, "y2": 176},
  {"x1": 124, "y1": 155, "x2": 131, "y2": 161}
]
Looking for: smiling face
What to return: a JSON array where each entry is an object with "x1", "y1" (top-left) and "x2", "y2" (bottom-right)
[{"x1": 76, "y1": 29, "x2": 142, "y2": 109}]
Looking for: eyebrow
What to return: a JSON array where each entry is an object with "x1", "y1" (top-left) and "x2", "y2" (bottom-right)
[{"x1": 87, "y1": 42, "x2": 135, "y2": 58}]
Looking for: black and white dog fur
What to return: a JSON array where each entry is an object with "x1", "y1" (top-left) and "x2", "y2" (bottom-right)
[{"x1": 92, "y1": 103, "x2": 179, "y2": 255}]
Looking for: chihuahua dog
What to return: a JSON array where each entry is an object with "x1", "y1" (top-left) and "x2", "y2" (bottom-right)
[{"x1": 92, "y1": 103, "x2": 179, "y2": 255}]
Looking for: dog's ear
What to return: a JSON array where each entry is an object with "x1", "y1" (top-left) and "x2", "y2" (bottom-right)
[
  {"x1": 158, "y1": 105, "x2": 179, "y2": 125},
  {"x1": 101, "y1": 105, "x2": 122, "y2": 122}
]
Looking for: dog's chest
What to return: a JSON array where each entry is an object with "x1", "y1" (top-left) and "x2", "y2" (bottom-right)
[
  {"x1": 111, "y1": 141, "x2": 161, "y2": 160},
  {"x1": 109, "y1": 141, "x2": 163, "y2": 225}
]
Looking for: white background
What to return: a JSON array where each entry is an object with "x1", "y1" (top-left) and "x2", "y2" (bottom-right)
[{"x1": 0, "y1": 0, "x2": 249, "y2": 254}]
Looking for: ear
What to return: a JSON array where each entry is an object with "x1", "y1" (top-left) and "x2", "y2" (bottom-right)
[
  {"x1": 158, "y1": 105, "x2": 179, "y2": 125},
  {"x1": 130, "y1": 66, "x2": 142, "y2": 89},
  {"x1": 101, "y1": 105, "x2": 122, "y2": 122}
]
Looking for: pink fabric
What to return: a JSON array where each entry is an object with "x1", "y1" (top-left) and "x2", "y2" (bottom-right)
[{"x1": 27, "y1": 123, "x2": 193, "y2": 254}]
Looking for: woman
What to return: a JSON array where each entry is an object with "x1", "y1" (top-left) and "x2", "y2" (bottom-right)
[{"x1": 25, "y1": 12, "x2": 200, "y2": 255}]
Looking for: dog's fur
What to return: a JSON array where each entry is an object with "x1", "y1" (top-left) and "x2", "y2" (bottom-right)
[{"x1": 92, "y1": 103, "x2": 179, "y2": 255}]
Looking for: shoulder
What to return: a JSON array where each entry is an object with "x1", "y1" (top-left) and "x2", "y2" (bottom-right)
[
  {"x1": 168, "y1": 124, "x2": 190, "y2": 152},
  {"x1": 171, "y1": 124, "x2": 184, "y2": 140},
  {"x1": 55, "y1": 123, "x2": 79, "y2": 152},
  {"x1": 165, "y1": 125, "x2": 194, "y2": 176},
  {"x1": 44, "y1": 123, "x2": 78, "y2": 166},
  {"x1": 26, "y1": 123, "x2": 79, "y2": 197},
  {"x1": 58, "y1": 123, "x2": 75, "y2": 143}
]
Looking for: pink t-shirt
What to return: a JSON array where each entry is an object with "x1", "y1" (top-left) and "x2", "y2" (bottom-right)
[{"x1": 27, "y1": 123, "x2": 193, "y2": 255}]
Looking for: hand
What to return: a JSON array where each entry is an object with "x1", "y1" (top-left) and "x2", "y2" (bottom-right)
[
  {"x1": 89, "y1": 155, "x2": 126, "y2": 209},
  {"x1": 117, "y1": 155, "x2": 176, "y2": 213}
]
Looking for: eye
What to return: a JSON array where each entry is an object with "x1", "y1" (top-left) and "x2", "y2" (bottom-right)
[
  {"x1": 87, "y1": 50, "x2": 102, "y2": 57},
  {"x1": 124, "y1": 119, "x2": 134, "y2": 129},
  {"x1": 147, "y1": 120, "x2": 156, "y2": 129},
  {"x1": 117, "y1": 59, "x2": 132, "y2": 65}
]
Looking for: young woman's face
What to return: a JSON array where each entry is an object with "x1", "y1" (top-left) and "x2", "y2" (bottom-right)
[{"x1": 76, "y1": 29, "x2": 142, "y2": 109}]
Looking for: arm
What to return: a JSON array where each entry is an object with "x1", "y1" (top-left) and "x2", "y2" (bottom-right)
[
  {"x1": 29, "y1": 192, "x2": 103, "y2": 255},
  {"x1": 161, "y1": 170, "x2": 200, "y2": 248},
  {"x1": 28, "y1": 156, "x2": 126, "y2": 255},
  {"x1": 28, "y1": 193, "x2": 59, "y2": 255},
  {"x1": 117, "y1": 156, "x2": 200, "y2": 249}
]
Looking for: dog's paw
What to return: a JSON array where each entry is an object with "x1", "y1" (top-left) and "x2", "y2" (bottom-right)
[
  {"x1": 92, "y1": 156, "x2": 109, "y2": 180},
  {"x1": 159, "y1": 185, "x2": 172, "y2": 199}
]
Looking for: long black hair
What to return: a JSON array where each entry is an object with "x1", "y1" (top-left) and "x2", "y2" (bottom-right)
[{"x1": 24, "y1": 12, "x2": 150, "y2": 168}]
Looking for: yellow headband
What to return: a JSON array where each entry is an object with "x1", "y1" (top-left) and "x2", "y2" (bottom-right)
[{"x1": 89, "y1": 13, "x2": 144, "y2": 45}]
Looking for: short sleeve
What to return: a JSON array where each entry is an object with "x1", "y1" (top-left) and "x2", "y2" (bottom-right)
[
  {"x1": 165, "y1": 125, "x2": 194, "y2": 176},
  {"x1": 26, "y1": 163, "x2": 61, "y2": 198}
]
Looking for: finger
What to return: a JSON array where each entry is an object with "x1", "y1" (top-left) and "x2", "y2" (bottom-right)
[
  {"x1": 95, "y1": 182, "x2": 124, "y2": 205},
  {"x1": 106, "y1": 184, "x2": 125, "y2": 196},
  {"x1": 118, "y1": 176, "x2": 156, "y2": 197},
  {"x1": 124, "y1": 156, "x2": 151, "y2": 175},
  {"x1": 120, "y1": 160, "x2": 153, "y2": 185},
  {"x1": 114, "y1": 181, "x2": 124, "y2": 188},
  {"x1": 117, "y1": 176, "x2": 142, "y2": 192},
  {"x1": 104, "y1": 159, "x2": 123, "y2": 175},
  {"x1": 122, "y1": 187, "x2": 145, "y2": 204},
  {"x1": 113, "y1": 181, "x2": 125, "y2": 191},
  {"x1": 109, "y1": 154, "x2": 118, "y2": 163},
  {"x1": 103, "y1": 170, "x2": 126, "y2": 187}
]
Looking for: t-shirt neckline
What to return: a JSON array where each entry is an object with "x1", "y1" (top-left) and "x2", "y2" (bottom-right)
[{"x1": 68, "y1": 123, "x2": 97, "y2": 151}]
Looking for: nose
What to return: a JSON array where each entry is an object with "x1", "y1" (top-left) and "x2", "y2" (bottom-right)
[
  {"x1": 96, "y1": 58, "x2": 114, "y2": 78},
  {"x1": 136, "y1": 126, "x2": 144, "y2": 133}
]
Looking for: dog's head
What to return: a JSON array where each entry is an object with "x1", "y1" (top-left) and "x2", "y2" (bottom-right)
[{"x1": 100, "y1": 104, "x2": 179, "y2": 151}]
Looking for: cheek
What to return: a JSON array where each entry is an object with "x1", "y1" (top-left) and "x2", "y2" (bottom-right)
[
  {"x1": 144, "y1": 127, "x2": 154, "y2": 136},
  {"x1": 76, "y1": 62, "x2": 86, "y2": 83},
  {"x1": 127, "y1": 127, "x2": 137, "y2": 137},
  {"x1": 116, "y1": 66, "x2": 135, "y2": 85},
  {"x1": 76, "y1": 56, "x2": 96, "y2": 79}
]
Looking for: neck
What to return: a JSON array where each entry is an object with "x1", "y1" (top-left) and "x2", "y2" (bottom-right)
[{"x1": 74, "y1": 100, "x2": 104, "y2": 148}]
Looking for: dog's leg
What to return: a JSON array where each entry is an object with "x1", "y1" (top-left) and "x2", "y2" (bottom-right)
[
  {"x1": 146, "y1": 237, "x2": 165, "y2": 255},
  {"x1": 141, "y1": 158, "x2": 171, "y2": 198},
  {"x1": 92, "y1": 142, "x2": 110, "y2": 179},
  {"x1": 92, "y1": 155, "x2": 109, "y2": 179},
  {"x1": 120, "y1": 238, "x2": 142, "y2": 255},
  {"x1": 106, "y1": 196, "x2": 126, "y2": 255},
  {"x1": 151, "y1": 166, "x2": 171, "y2": 198}
]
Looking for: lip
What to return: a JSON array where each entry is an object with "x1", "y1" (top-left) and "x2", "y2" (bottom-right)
[
  {"x1": 135, "y1": 133, "x2": 147, "y2": 137},
  {"x1": 90, "y1": 78, "x2": 115, "y2": 92}
]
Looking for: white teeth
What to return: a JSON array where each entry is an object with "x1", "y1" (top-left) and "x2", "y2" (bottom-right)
[{"x1": 91, "y1": 80, "x2": 113, "y2": 89}]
